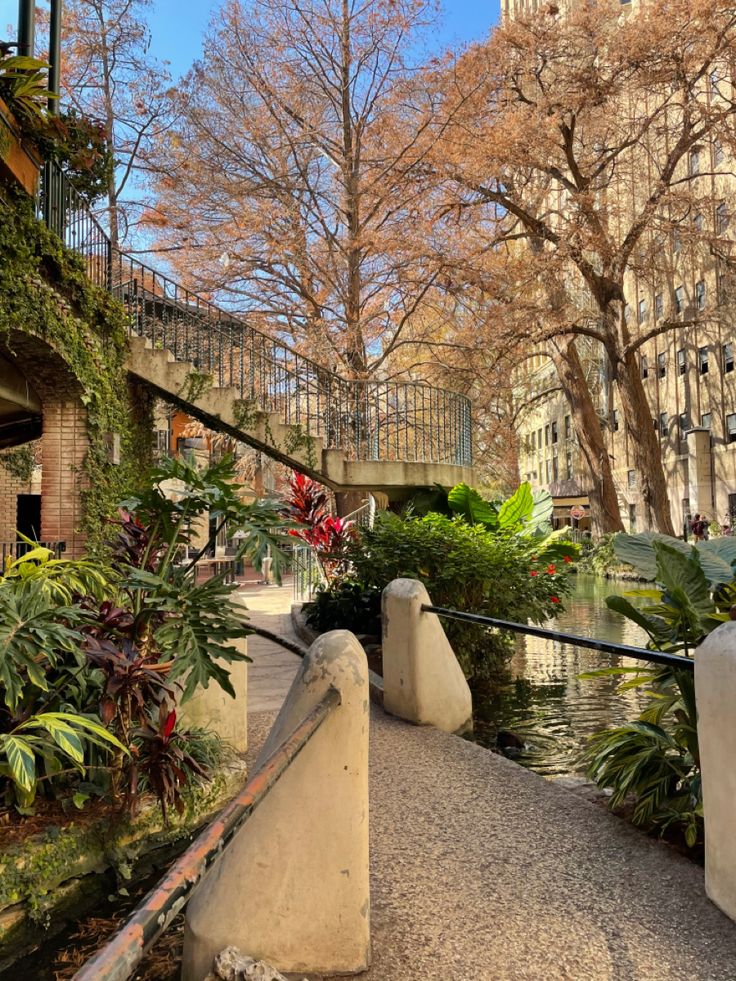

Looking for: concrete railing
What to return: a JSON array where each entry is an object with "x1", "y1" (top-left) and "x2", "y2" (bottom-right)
[
  {"x1": 382, "y1": 578, "x2": 473, "y2": 735},
  {"x1": 183, "y1": 629, "x2": 371, "y2": 979},
  {"x1": 75, "y1": 629, "x2": 370, "y2": 981}
]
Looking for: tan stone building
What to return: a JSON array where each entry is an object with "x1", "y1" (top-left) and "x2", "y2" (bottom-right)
[{"x1": 508, "y1": 0, "x2": 736, "y2": 535}]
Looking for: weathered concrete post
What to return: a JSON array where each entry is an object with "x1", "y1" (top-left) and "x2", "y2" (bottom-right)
[
  {"x1": 182, "y1": 629, "x2": 370, "y2": 980},
  {"x1": 178, "y1": 593, "x2": 248, "y2": 753},
  {"x1": 696, "y1": 621, "x2": 736, "y2": 921},
  {"x1": 382, "y1": 578, "x2": 472, "y2": 734}
]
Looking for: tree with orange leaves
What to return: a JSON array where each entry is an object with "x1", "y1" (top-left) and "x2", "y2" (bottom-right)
[{"x1": 429, "y1": 0, "x2": 736, "y2": 534}]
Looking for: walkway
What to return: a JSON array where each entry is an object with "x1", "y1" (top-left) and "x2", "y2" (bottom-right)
[
  {"x1": 239, "y1": 582, "x2": 303, "y2": 714},
  {"x1": 242, "y1": 587, "x2": 736, "y2": 980}
]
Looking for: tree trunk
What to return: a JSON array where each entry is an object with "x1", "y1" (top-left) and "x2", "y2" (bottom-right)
[
  {"x1": 550, "y1": 339, "x2": 624, "y2": 536},
  {"x1": 615, "y1": 349, "x2": 676, "y2": 535}
]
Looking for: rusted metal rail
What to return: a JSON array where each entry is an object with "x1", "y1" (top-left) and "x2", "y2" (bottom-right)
[{"x1": 73, "y1": 686, "x2": 341, "y2": 981}]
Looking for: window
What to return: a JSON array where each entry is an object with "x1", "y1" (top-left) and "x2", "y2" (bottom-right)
[
  {"x1": 660, "y1": 412, "x2": 669, "y2": 437},
  {"x1": 719, "y1": 272, "x2": 729, "y2": 305},
  {"x1": 641, "y1": 355, "x2": 649, "y2": 379},
  {"x1": 715, "y1": 142, "x2": 725, "y2": 166},
  {"x1": 699, "y1": 346, "x2": 710, "y2": 375},
  {"x1": 545, "y1": 459, "x2": 552, "y2": 481},
  {"x1": 551, "y1": 421, "x2": 558, "y2": 444},
  {"x1": 657, "y1": 352, "x2": 667, "y2": 378},
  {"x1": 679, "y1": 412, "x2": 689, "y2": 434},
  {"x1": 725, "y1": 343, "x2": 735, "y2": 374},
  {"x1": 694, "y1": 212, "x2": 704, "y2": 232},
  {"x1": 655, "y1": 293, "x2": 664, "y2": 320},
  {"x1": 701, "y1": 412, "x2": 712, "y2": 430},
  {"x1": 612, "y1": 409, "x2": 620, "y2": 432},
  {"x1": 653, "y1": 417, "x2": 658, "y2": 430},
  {"x1": 710, "y1": 70, "x2": 720, "y2": 98},
  {"x1": 565, "y1": 450, "x2": 573, "y2": 480},
  {"x1": 624, "y1": 303, "x2": 631, "y2": 324},
  {"x1": 696, "y1": 280, "x2": 706, "y2": 311},
  {"x1": 629, "y1": 504, "x2": 637, "y2": 533},
  {"x1": 675, "y1": 286, "x2": 685, "y2": 315},
  {"x1": 627, "y1": 469, "x2": 636, "y2": 489},
  {"x1": 530, "y1": 430, "x2": 536, "y2": 451},
  {"x1": 690, "y1": 150, "x2": 701, "y2": 175},
  {"x1": 638, "y1": 298, "x2": 647, "y2": 323},
  {"x1": 728, "y1": 414, "x2": 736, "y2": 444},
  {"x1": 545, "y1": 425, "x2": 550, "y2": 446},
  {"x1": 537, "y1": 428, "x2": 543, "y2": 448},
  {"x1": 717, "y1": 202, "x2": 729, "y2": 234},
  {"x1": 677, "y1": 348, "x2": 686, "y2": 375},
  {"x1": 564, "y1": 414, "x2": 571, "y2": 439},
  {"x1": 552, "y1": 456, "x2": 559, "y2": 481}
]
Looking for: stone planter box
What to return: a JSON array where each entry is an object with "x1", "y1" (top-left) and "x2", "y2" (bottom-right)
[{"x1": 0, "y1": 96, "x2": 42, "y2": 196}]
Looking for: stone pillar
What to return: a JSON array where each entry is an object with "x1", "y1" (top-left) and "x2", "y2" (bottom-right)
[
  {"x1": 382, "y1": 578, "x2": 473, "y2": 734},
  {"x1": 695, "y1": 621, "x2": 736, "y2": 921},
  {"x1": 182, "y1": 629, "x2": 370, "y2": 980},
  {"x1": 40, "y1": 397, "x2": 90, "y2": 556},
  {"x1": 687, "y1": 427, "x2": 714, "y2": 517}
]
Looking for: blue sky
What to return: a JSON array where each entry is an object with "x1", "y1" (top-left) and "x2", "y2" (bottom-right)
[{"x1": 146, "y1": 0, "x2": 501, "y2": 78}]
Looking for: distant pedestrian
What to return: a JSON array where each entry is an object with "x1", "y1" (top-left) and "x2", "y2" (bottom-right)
[{"x1": 692, "y1": 513, "x2": 705, "y2": 541}]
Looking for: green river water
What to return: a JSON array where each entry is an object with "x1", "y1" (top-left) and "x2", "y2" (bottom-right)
[{"x1": 470, "y1": 574, "x2": 650, "y2": 776}]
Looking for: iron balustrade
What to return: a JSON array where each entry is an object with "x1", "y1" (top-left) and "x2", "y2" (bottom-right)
[
  {"x1": 73, "y1": 685, "x2": 341, "y2": 981},
  {"x1": 0, "y1": 540, "x2": 65, "y2": 565},
  {"x1": 37, "y1": 163, "x2": 473, "y2": 468},
  {"x1": 421, "y1": 605, "x2": 696, "y2": 672}
]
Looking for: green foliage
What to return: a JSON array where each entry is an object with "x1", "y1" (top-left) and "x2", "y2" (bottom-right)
[
  {"x1": 304, "y1": 579, "x2": 382, "y2": 636},
  {"x1": 343, "y1": 512, "x2": 573, "y2": 677},
  {"x1": 0, "y1": 188, "x2": 154, "y2": 553},
  {"x1": 30, "y1": 108, "x2": 112, "y2": 205},
  {"x1": 581, "y1": 668, "x2": 701, "y2": 847},
  {"x1": 613, "y1": 531, "x2": 736, "y2": 585},
  {"x1": 0, "y1": 443, "x2": 37, "y2": 482},
  {"x1": 1, "y1": 538, "x2": 112, "y2": 603},
  {"x1": 0, "y1": 55, "x2": 54, "y2": 125}
]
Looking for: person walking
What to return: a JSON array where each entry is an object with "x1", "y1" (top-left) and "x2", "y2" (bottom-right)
[{"x1": 692, "y1": 513, "x2": 705, "y2": 542}]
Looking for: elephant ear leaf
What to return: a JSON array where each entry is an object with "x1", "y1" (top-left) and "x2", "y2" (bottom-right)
[
  {"x1": 605, "y1": 595, "x2": 669, "y2": 642},
  {"x1": 695, "y1": 537, "x2": 736, "y2": 585},
  {"x1": 447, "y1": 483, "x2": 498, "y2": 528},
  {"x1": 527, "y1": 489, "x2": 553, "y2": 534},
  {"x1": 653, "y1": 542, "x2": 711, "y2": 615},
  {"x1": 613, "y1": 532, "x2": 689, "y2": 580},
  {"x1": 497, "y1": 482, "x2": 534, "y2": 530}
]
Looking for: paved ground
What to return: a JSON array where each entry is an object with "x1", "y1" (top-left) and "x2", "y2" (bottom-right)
[
  {"x1": 237, "y1": 581, "x2": 303, "y2": 713},
  {"x1": 242, "y1": 585, "x2": 736, "y2": 981}
]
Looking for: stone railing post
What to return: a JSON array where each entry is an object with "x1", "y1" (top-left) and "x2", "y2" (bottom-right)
[
  {"x1": 695, "y1": 621, "x2": 736, "y2": 920},
  {"x1": 182, "y1": 629, "x2": 370, "y2": 980},
  {"x1": 382, "y1": 578, "x2": 472, "y2": 734}
]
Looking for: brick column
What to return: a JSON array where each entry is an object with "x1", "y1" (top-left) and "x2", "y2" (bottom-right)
[{"x1": 41, "y1": 397, "x2": 90, "y2": 556}]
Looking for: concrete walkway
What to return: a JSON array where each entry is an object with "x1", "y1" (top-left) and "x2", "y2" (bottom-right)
[
  {"x1": 238, "y1": 582, "x2": 303, "y2": 713},
  {"x1": 242, "y1": 585, "x2": 736, "y2": 980}
]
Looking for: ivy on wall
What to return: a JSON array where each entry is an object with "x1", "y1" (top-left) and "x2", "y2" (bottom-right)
[{"x1": 0, "y1": 186, "x2": 153, "y2": 552}]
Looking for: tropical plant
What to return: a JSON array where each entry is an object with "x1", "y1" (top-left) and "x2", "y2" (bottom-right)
[
  {"x1": 581, "y1": 533, "x2": 734, "y2": 846},
  {"x1": 304, "y1": 580, "x2": 382, "y2": 637},
  {"x1": 339, "y1": 511, "x2": 574, "y2": 677},
  {"x1": 0, "y1": 712, "x2": 126, "y2": 809},
  {"x1": 0, "y1": 54, "x2": 54, "y2": 124},
  {"x1": 1, "y1": 537, "x2": 112, "y2": 603},
  {"x1": 285, "y1": 472, "x2": 355, "y2": 577}
]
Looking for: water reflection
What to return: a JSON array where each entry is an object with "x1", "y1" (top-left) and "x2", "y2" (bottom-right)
[{"x1": 470, "y1": 575, "x2": 649, "y2": 775}]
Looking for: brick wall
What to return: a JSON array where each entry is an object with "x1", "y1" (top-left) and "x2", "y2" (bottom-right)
[
  {"x1": 0, "y1": 463, "x2": 33, "y2": 544},
  {"x1": 40, "y1": 398, "x2": 90, "y2": 557}
]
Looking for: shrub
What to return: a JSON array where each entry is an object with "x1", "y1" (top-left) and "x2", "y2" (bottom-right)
[
  {"x1": 304, "y1": 580, "x2": 382, "y2": 636},
  {"x1": 342, "y1": 512, "x2": 573, "y2": 677}
]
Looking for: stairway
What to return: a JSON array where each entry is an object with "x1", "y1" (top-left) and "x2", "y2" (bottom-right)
[{"x1": 39, "y1": 163, "x2": 474, "y2": 496}]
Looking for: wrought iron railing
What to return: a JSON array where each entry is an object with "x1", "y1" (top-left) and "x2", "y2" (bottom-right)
[
  {"x1": 37, "y1": 163, "x2": 473, "y2": 468},
  {"x1": 422, "y1": 605, "x2": 695, "y2": 671},
  {"x1": 1, "y1": 540, "x2": 66, "y2": 566},
  {"x1": 293, "y1": 542, "x2": 329, "y2": 602},
  {"x1": 73, "y1": 686, "x2": 341, "y2": 981}
]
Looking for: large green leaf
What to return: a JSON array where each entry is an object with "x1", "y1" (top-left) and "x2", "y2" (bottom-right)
[
  {"x1": 695, "y1": 538, "x2": 736, "y2": 585},
  {"x1": 605, "y1": 595, "x2": 670, "y2": 640},
  {"x1": 1, "y1": 736, "x2": 36, "y2": 793},
  {"x1": 447, "y1": 483, "x2": 498, "y2": 527},
  {"x1": 613, "y1": 532, "x2": 690, "y2": 580},
  {"x1": 653, "y1": 542, "x2": 711, "y2": 615},
  {"x1": 497, "y1": 482, "x2": 534, "y2": 530},
  {"x1": 528, "y1": 489, "x2": 554, "y2": 533}
]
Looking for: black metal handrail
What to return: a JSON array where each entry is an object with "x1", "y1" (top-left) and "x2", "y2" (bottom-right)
[
  {"x1": 73, "y1": 685, "x2": 341, "y2": 981},
  {"x1": 37, "y1": 162, "x2": 473, "y2": 468},
  {"x1": 421, "y1": 605, "x2": 695, "y2": 671}
]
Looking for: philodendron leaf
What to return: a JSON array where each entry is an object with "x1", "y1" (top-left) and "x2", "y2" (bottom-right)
[
  {"x1": 528, "y1": 489, "x2": 553, "y2": 533},
  {"x1": 447, "y1": 483, "x2": 498, "y2": 527},
  {"x1": 497, "y1": 482, "x2": 534, "y2": 530}
]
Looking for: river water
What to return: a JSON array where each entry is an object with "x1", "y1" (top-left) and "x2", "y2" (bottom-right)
[{"x1": 470, "y1": 574, "x2": 651, "y2": 776}]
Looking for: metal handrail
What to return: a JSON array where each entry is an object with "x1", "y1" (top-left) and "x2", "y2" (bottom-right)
[
  {"x1": 37, "y1": 162, "x2": 473, "y2": 468},
  {"x1": 421, "y1": 605, "x2": 696, "y2": 671},
  {"x1": 73, "y1": 685, "x2": 341, "y2": 981}
]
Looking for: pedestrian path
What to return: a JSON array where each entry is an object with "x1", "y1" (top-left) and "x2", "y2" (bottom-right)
[
  {"x1": 242, "y1": 585, "x2": 736, "y2": 981},
  {"x1": 238, "y1": 582, "x2": 303, "y2": 713}
]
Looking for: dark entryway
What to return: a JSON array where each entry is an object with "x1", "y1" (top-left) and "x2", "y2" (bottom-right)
[{"x1": 16, "y1": 493, "x2": 41, "y2": 542}]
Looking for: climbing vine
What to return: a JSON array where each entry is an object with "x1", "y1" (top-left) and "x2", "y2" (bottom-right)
[
  {"x1": 0, "y1": 187, "x2": 153, "y2": 552},
  {"x1": 0, "y1": 443, "x2": 38, "y2": 483}
]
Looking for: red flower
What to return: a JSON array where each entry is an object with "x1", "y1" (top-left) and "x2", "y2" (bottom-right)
[
  {"x1": 563, "y1": 555, "x2": 573, "y2": 564},
  {"x1": 546, "y1": 564, "x2": 557, "y2": 575},
  {"x1": 550, "y1": 596, "x2": 560, "y2": 604},
  {"x1": 529, "y1": 570, "x2": 538, "y2": 577}
]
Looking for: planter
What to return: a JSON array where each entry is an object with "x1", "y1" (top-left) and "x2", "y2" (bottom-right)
[{"x1": 0, "y1": 96, "x2": 42, "y2": 196}]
